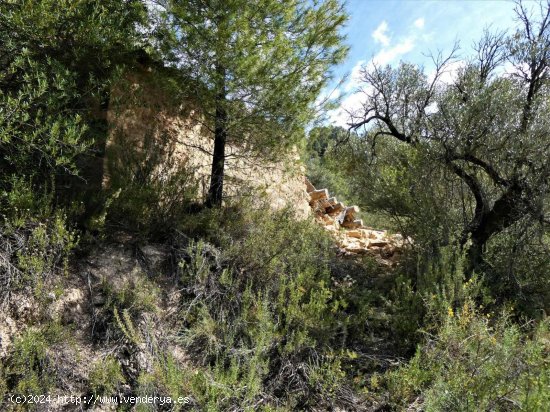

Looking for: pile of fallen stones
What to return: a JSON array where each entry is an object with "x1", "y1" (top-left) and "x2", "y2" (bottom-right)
[{"x1": 305, "y1": 178, "x2": 410, "y2": 267}]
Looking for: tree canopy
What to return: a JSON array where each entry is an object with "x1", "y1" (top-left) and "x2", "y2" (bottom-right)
[
  {"x1": 153, "y1": 0, "x2": 348, "y2": 206},
  {"x1": 0, "y1": 0, "x2": 146, "y2": 217},
  {"x1": 348, "y1": 0, "x2": 550, "y2": 277}
]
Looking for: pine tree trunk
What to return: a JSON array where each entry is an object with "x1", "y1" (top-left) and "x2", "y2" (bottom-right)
[{"x1": 206, "y1": 65, "x2": 227, "y2": 208}]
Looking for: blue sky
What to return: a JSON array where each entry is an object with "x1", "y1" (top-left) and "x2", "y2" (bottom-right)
[{"x1": 327, "y1": 0, "x2": 521, "y2": 126}]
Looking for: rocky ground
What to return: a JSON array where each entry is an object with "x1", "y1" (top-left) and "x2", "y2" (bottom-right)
[
  {"x1": 0, "y1": 180, "x2": 410, "y2": 411},
  {"x1": 0, "y1": 239, "x2": 187, "y2": 411}
]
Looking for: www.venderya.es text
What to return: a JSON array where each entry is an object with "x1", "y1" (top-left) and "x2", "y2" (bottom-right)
[{"x1": 9, "y1": 394, "x2": 191, "y2": 407}]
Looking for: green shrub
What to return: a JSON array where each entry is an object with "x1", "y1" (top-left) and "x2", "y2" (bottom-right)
[
  {"x1": 370, "y1": 246, "x2": 496, "y2": 356},
  {"x1": 1, "y1": 177, "x2": 56, "y2": 226},
  {"x1": 88, "y1": 356, "x2": 125, "y2": 396},
  {"x1": 4, "y1": 323, "x2": 66, "y2": 399},
  {"x1": 0, "y1": 364, "x2": 6, "y2": 402},
  {"x1": 95, "y1": 275, "x2": 160, "y2": 343},
  {"x1": 105, "y1": 122, "x2": 199, "y2": 238},
  {"x1": 381, "y1": 303, "x2": 550, "y2": 411},
  {"x1": 137, "y1": 353, "x2": 192, "y2": 411},
  {"x1": 16, "y1": 215, "x2": 76, "y2": 286},
  {"x1": 0, "y1": 211, "x2": 76, "y2": 305},
  {"x1": 304, "y1": 126, "x2": 357, "y2": 205},
  {"x1": 174, "y1": 208, "x2": 364, "y2": 410},
  {"x1": 107, "y1": 276, "x2": 160, "y2": 317},
  {"x1": 483, "y1": 225, "x2": 550, "y2": 318}
]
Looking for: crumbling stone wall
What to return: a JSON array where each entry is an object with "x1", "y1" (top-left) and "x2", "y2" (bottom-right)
[{"x1": 104, "y1": 67, "x2": 311, "y2": 219}]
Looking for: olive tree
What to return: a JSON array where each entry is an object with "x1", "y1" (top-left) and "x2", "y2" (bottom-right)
[{"x1": 349, "y1": 0, "x2": 550, "y2": 277}]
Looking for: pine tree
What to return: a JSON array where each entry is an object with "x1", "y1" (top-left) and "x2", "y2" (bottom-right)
[{"x1": 156, "y1": 0, "x2": 348, "y2": 206}]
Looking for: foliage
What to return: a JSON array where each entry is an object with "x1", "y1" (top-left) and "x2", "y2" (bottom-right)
[
  {"x1": 0, "y1": 210, "x2": 77, "y2": 304},
  {"x1": 94, "y1": 274, "x2": 160, "y2": 343},
  {"x1": 0, "y1": 364, "x2": 5, "y2": 403},
  {"x1": 136, "y1": 353, "x2": 193, "y2": 412},
  {"x1": 305, "y1": 126, "x2": 356, "y2": 204},
  {"x1": 342, "y1": 134, "x2": 462, "y2": 244},
  {"x1": 348, "y1": 2, "x2": 550, "y2": 282},
  {"x1": 1, "y1": 0, "x2": 550, "y2": 410},
  {"x1": 153, "y1": 0, "x2": 348, "y2": 205},
  {"x1": 483, "y1": 224, "x2": 550, "y2": 316},
  {"x1": 305, "y1": 126, "x2": 412, "y2": 230},
  {"x1": 88, "y1": 355, "x2": 125, "y2": 396},
  {"x1": 0, "y1": 0, "x2": 147, "y2": 224},
  {"x1": 3, "y1": 323, "x2": 67, "y2": 399},
  {"x1": 174, "y1": 208, "x2": 363, "y2": 410},
  {"x1": 361, "y1": 247, "x2": 484, "y2": 356},
  {"x1": 381, "y1": 304, "x2": 550, "y2": 411},
  {"x1": 105, "y1": 127, "x2": 200, "y2": 238}
]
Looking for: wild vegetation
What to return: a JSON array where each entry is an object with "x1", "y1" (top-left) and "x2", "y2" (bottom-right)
[{"x1": 1, "y1": 0, "x2": 549, "y2": 411}]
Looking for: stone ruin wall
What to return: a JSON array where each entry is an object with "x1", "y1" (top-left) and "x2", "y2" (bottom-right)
[{"x1": 104, "y1": 67, "x2": 311, "y2": 219}]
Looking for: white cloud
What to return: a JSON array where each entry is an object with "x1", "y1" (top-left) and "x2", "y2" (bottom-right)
[
  {"x1": 424, "y1": 101, "x2": 438, "y2": 115},
  {"x1": 414, "y1": 18, "x2": 425, "y2": 29},
  {"x1": 344, "y1": 60, "x2": 365, "y2": 92},
  {"x1": 372, "y1": 37, "x2": 415, "y2": 66},
  {"x1": 314, "y1": 86, "x2": 341, "y2": 111},
  {"x1": 328, "y1": 32, "x2": 417, "y2": 126},
  {"x1": 328, "y1": 91, "x2": 365, "y2": 127},
  {"x1": 501, "y1": 60, "x2": 530, "y2": 78},
  {"x1": 372, "y1": 21, "x2": 391, "y2": 47},
  {"x1": 329, "y1": 61, "x2": 368, "y2": 127},
  {"x1": 427, "y1": 59, "x2": 465, "y2": 85},
  {"x1": 326, "y1": 16, "x2": 427, "y2": 127}
]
